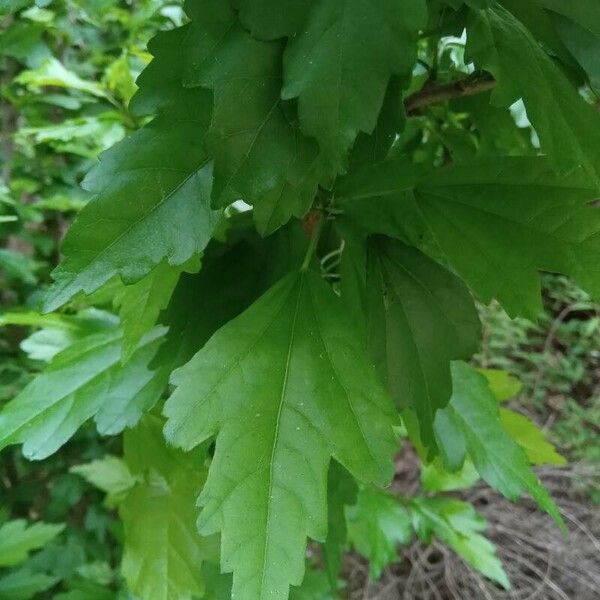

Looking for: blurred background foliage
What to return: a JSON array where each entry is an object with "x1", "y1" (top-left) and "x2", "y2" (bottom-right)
[{"x1": 0, "y1": 1, "x2": 598, "y2": 599}]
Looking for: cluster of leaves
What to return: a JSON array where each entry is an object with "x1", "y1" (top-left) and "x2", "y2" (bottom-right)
[
  {"x1": 477, "y1": 273, "x2": 600, "y2": 473},
  {"x1": 1, "y1": 0, "x2": 600, "y2": 598}
]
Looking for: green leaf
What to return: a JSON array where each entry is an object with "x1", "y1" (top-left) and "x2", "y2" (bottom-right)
[
  {"x1": 478, "y1": 368, "x2": 522, "y2": 402},
  {"x1": 434, "y1": 362, "x2": 562, "y2": 525},
  {"x1": 154, "y1": 230, "x2": 279, "y2": 373},
  {"x1": 164, "y1": 270, "x2": 397, "y2": 600},
  {"x1": 289, "y1": 564, "x2": 337, "y2": 600},
  {"x1": 0, "y1": 249, "x2": 38, "y2": 285},
  {"x1": 44, "y1": 89, "x2": 220, "y2": 311},
  {"x1": 541, "y1": 0, "x2": 600, "y2": 92},
  {"x1": 70, "y1": 456, "x2": 136, "y2": 506},
  {"x1": 120, "y1": 416, "x2": 218, "y2": 600},
  {"x1": 366, "y1": 237, "x2": 481, "y2": 447},
  {"x1": 421, "y1": 458, "x2": 480, "y2": 492},
  {"x1": 0, "y1": 569, "x2": 58, "y2": 600},
  {"x1": 322, "y1": 462, "x2": 358, "y2": 587},
  {"x1": 0, "y1": 0, "x2": 30, "y2": 15},
  {"x1": 231, "y1": 0, "x2": 313, "y2": 39},
  {"x1": 115, "y1": 258, "x2": 199, "y2": 361},
  {"x1": 340, "y1": 155, "x2": 600, "y2": 318},
  {"x1": 410, "y1": 496, "x2": 509, "y2": 589},
  {"x1": 0, "y1": 327, "x2": 168, "y2": 460},
  {"x1": 129, "y1": 24, "x2": 192, "y2": 116},
  {"x1": 0, "y1": 309, "x2": 117, "y2": 362},
  {"x1": 346, "y1": 487, "x2": 412, "y2": 579},
  {"x1": 466, "y1": 3, "x2": 600, "y2": 186},
  {"x1": 16, "y1": 57, "x2": 107, "y2": 97},
  {"x1": 282, "y1": 0, "x2": 426, "y2": 170},
  {"x1": 0, "y1": 520, "x2": 65, "y2": 566},
  {"x1": 500, "y1": 408, "x2": 566, "y2": 466},
  {"x1": 182, "y1": 1, "x2": 324, "y2": 235}
]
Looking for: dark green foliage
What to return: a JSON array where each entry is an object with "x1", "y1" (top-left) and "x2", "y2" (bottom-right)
[{"x1": 1, "y1": 0, "x2": 599, "y2": 598}]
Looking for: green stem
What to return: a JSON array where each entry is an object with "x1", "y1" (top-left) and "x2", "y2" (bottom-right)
[{"x1": 301, "y1": 215, "x2": 324, "y2": 271}]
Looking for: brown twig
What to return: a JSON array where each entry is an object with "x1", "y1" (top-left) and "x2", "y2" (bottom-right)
[{"x1": 404, "y1": 71, "x2": 496, "y2": 116}]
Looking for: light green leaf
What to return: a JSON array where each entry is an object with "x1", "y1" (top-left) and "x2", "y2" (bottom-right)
[
  {"x1": 340, "y1": 156, "x2": 600, "y2": 318},
  {"x1": 0, "y1": 520, "x2": 64, "y2": 567},
  {"x1": 346, "y1": 487, "x2": 412, "y2": 579},
  {"x1": 367, "y1": 237, "x2": 481, "y2": 447},
  {"x1": 183, "y1": 1, "x2": 323, "y2": 234},
  {"x1": 16, "y1": 57, "x2": 107, "y2": 97},
  {"x1": 500, "y1": 408, "x2": 566, "y2": 466},
  {"x1": 0, "y1": 249, "x2": 38, "y2": 285},
  {"x1": 70, "y1": 456, "x2": 136, "y2": 506},
  {"x1": 434, "y1": 362, "x2": 562, "y2": 525},
  {"x1": 120, "y1": 416, "x2": 218, "y2": 600},
  {"x1": 410, "y1": 496, "x2": 509, "y2": 589},
  {"x1": 44, "y1": 91, "x2": 220, "y2": 311},
  {"x1": 17, "y1": 114, "x2": 125, "y2": 158},
  {"x1": 467, "y1": 3, "x2": 600, "y2": 186},
  {"x1": 478, "y1": 368, "x2": 522, "y2": 402},
  {"x1": 0, "y1": 309, "x2": 117, "y2": 362},
  {"x1": 0, "y1": 569, "x2": 58, "y2": 600},
  {"x1": 164, "y1": 270, "x2": 397, "y2": 600},
  {"x1": 421, "y1": 458, "x2": 480, "y2": 492},
  {"x1": 282, "y1": 0, "x2": 426, "y2": 171},
  {"x1": 0, "y1": 327, "x2": 168, "y2": 460}
]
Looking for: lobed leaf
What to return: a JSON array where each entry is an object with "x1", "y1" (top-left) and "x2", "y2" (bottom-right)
[
  {"x1": 0, "y1": 520, "x2": 65, "y2": 567},
  {"x1": 346, "y1": 487, "x2": 412, "y2": 579},
  {"x1": 340, "y1": 155, "x2": 600, "y2": 318},
  {"x1": 282, "y1": 0, "x2": 426, "y2": 171},
  {"x1": 120, "y1": 416, "x2": 219, "y2": 600},
  {"x1": 434, "y1": 362, "x2": 563, "y2": 525},
  {"x1": 366, "y1": 237, "x2": 481, "y2": 448},
  {"x1": 467, "y1": 3, "x2": 600, "y2": 187},
  {"x1": 0, "y1": 328, "x2": 168, "y2": 460},
  {"x1": 164, "y1": 270, "x2": 397, "y2": 600}
]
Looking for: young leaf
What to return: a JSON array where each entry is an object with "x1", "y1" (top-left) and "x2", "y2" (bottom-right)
[
  {"x1": 182, "y1": 1, "x2": 323, "y2": 235},
  {"x1": 434, "y1": 362, "x2": 562, "y2": 525},
  {"x1": 0, "y1": 328, "x2": 168, "y2": 460},
  {"x1": 410, "y1": 496, "x2": 509, "y2": 589},
  {"x1": 0, "y1": 520, "x2": 65, "y2": 567},
  {"x1": 499, "y1": 409, "x2": 566, "y2": 466},
  {"x1": 164, "y1": 270, "x2": 397, "y2": 600},
  {"x1": 44, "y1": 90, "x2": 220, "y2": 310},
  {"x1": 346, "y1": 487, "x2": 412, "y2": 579},
  {"x1": 478, "y1": 368, "x2": 522, "y2": 402},
  {"x1": 120, "y1": 416, "x2": 219, "y2": 600},
  {"x1": 282, "y1": 0, "x2": 426, "y2": 170},
  {"x1": 467, "y1": 3, "x2": 600, "y2": 186},
  {"x1": 421, "y1": 458, "x2": 480, "y2": 492},
  {"x1": 367, "y1": 237, "x2": 481, "y2": 448},
  {"x1": 340, "y1": 156, "x2": 600, "y2": 318},
  {"x1": 70, "y1": 456, "x2": 136, "y2": 506}
]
